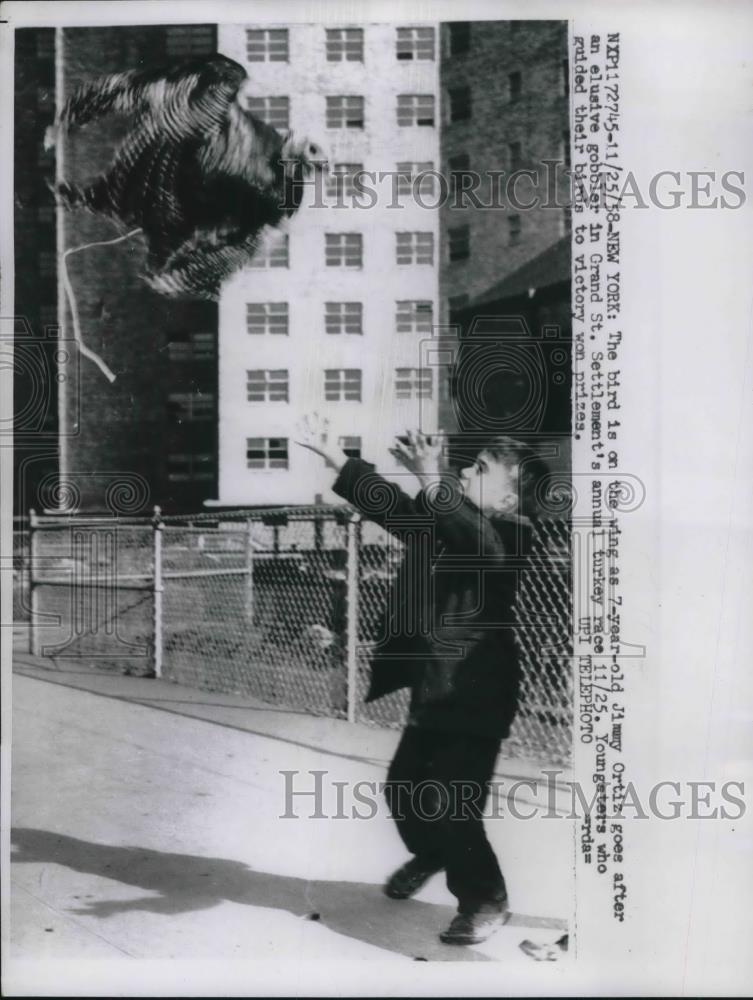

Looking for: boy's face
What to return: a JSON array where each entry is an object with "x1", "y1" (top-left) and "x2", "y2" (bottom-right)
[{"x1": 459, "y1": 451, "x2": 519, "y2": 513}]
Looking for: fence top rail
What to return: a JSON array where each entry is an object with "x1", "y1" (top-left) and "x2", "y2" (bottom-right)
[
  {"x1": 25, "y1": 507, "x2": 572, "y2": 529},
  {"x1": 29, "y1": 518, "x2": 156, "y2": 529},
  {"x1": 25, "y1": 505, "x2": 362, "y2": 526},
  {"x1": 161, "y1": 505, "x2": 359, "y2": 525}
]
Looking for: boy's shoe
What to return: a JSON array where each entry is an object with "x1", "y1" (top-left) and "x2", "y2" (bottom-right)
[
  {"x1": 519, "y1": 932, "x2": 568, "y2": 961},
  {"x1": 439, "y1": 905, "x2": 511, "y2": 945},
  {"x1": 384, "y1": 858, "x2": 442, "y2": 899}
]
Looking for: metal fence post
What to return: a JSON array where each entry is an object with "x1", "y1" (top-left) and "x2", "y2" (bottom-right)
[
  {"x1": 152, "y1": 505, "x2": 163, "y2": 678},
  {"x1": 29, "y1": 509, "x2": 39, "y2": 656},
  {"x1": 345, "y1": 511, "x2": 361, "y2": 723},
  {"x1": 245, "y1": 517, "x2": 255, "y2": 622}
]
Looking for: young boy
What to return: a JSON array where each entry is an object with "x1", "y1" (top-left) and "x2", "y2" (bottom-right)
[{"x1": 296, "y1": 415, "x2": 549, "y2": 946}]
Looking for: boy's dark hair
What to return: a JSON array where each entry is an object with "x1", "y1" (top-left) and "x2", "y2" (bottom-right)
[{"x1": 484, "y1": 436, "x2": 551, "y2": 518}]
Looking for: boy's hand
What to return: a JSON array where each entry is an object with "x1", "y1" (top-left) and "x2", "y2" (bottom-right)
[
  {"x1": 389, "y1": 429, "x2": 445, "y2": 485},
  {"x1": 295, "y1": 413, "x2": 348, "y2": 472}
]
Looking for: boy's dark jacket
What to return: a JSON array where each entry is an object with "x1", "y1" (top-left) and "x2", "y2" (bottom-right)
[{"x1": 333, "y1": 458, "x2": 532, "y2": 739}]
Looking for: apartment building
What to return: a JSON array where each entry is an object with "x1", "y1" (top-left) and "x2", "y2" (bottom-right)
[
  {"x1": 214, "y1": 23, "x2": 441, "y2": 505},
  {"x1": 439, "y1": 20, "x2": 572, "y2": 470},
  {"x1": 14, "y1": 24, "x2": 220, "y2": 515},
  {"x1": 441, "y1": 20, "x2": 570, "y2": 310},
  {"x1": 13, "y1": 27, "x2": 59, "y2": 515}
]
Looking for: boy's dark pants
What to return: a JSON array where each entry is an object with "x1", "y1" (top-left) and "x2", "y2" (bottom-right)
[{"x1": 385, "y1": 725, "x2": 507, "y2": 913}]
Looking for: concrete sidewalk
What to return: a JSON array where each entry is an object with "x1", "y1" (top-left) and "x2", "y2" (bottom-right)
[
  {"x1": 11, "y1": 651, "x2": 574, "y2": 790},
  {"x1": 8, "y1": 657, "x2": 572, "y2": 988}
]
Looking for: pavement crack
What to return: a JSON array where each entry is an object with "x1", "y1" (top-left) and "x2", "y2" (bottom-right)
[{"x1": 10, "y1": 878, "x2": 136, "y2": 957}]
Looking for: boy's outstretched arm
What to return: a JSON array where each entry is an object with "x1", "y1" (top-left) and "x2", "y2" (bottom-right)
[
  {"x1": 295, "y1": 417, "x2": 500, "y2": 553},
  {"x1": 294, "y1": 412, "x2": 349, "y2": 474},
  {"x1": 295, "y1": 413, "x2": 422, "y2": 533}
]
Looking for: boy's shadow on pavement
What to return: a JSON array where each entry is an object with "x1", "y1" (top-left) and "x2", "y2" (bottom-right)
[{"x1": 11, "y1": 827, "x2": 489, "y2": 962}]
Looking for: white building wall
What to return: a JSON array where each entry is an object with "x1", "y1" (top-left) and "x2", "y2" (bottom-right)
[{"x1": 216, "y1": 23, "x2": 440, "y2": 506}]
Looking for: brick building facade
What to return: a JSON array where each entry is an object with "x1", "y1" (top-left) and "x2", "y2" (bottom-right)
[
  {"x1": 440, "y1": 20, "x2": 569, "y2": 309},
  {"x1": 13, "y1": 28, "x2": 58, "y2": 517},
  {"x1": 14, "y1": 25, "x2": 220, "y2": 515},
  {"x1": 439, "y1": 20, "x2": 571, "y2": 477}
]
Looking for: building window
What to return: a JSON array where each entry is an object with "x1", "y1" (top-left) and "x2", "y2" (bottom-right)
[
  {"x1": 191, "y1": 332, "x2": 215, "y2": 360},
  {"x1": 246, "y1": 302, "x2": 289, "y2": 335},
  {"x1": 448, "y1": 153, "x2": 470, "y2": 172},
  {"x1": 191, "y1": 332, "x2": 216, "y2": 360},
  {"x1": 326, "y1": 28, "x2": 363, "y2": 61},
  {"x1": 325, "y1": 302, "x2": 363, "y2": 335},
  {"x1": 396, "y1": 26, "x2": 435, "y2": 60},
  {"x1": 339, "y1": 436, "x2": 362, "y2": 458},
  {"x1": 396, "y1": 232, "x2": 434, "y2": 266},
  {"x1": 245, "y1": 28, "x2": 288, "y2": 62},
  {"x1": 395, "y1": 368, "x2": 432, "y2": 399},
  {"x1": 167, "y1": 391, "x2": 214, "y2": 422},
  {"x1": 448, "y1": 225, "x2": 470, "y2": 262},
  {"x1": 167, "y1": 331, "x2": 216, "y2": 361},
  {"x1": 508, "y1": 140, "x2": 523, "y2": 172},
  {"x1": 396, "y1": 94, "x2": 435, "y2": 127},
  {"x1": 37, "y1": 143, "x2": 54, "y2": 169},
  {"x1": 327, "y1": 163, "x2": 363, "y2": 201},
  {"x1": 447, "y1": 22, "x2": 471, "y2": 56},
  {"x1": 168, "y1": 452, "x2": 214, "y2": 482},
  {"x1": 562, "y1": 58, "x2": 570, "y2": 98},
  {"x1": 247, "y1": 96, "x2": 290, "y2": 130},
  {"x1": 439, "y1": 366, "x2": 453, "y2": 403},
  {"x1": 326, "y1": 95, "x2": 365, "y2": 129},
  {"x1": 165, "y1": 25, "x2": 215, "y2": 57},
  {"x1": 396, "y1": 300, "x2": 433, "y2": 333},
  {"x1": 508, "y1": 214, "x2": 522, "y2": 245},
  {"x1": 448, "y1": 86, "x2": 472, "y2": 123},
  {"x1": 448, "y1": 153, "x2": 471, "y2": 198},
  {"x1": 167, "y1": 340, "x2": 193, "y2": 362},
  {"x1": 508, "y1": 70, "x2": 522, "y2": 102},
  {"x1": 39, "y1": 304, "x2": 58, "y2": 329},
  {"x1": 249, "y1": 233, "x2": 289, "y2": 268},
  {"x1": 325, "y1": 369, "x2": 362, "y2": 401},
  {"x1": 325, "y1": 233, "x2": 363, "y2": 267},
  {"x1": 246, "y1": 369, "x2": 289, "y2": 402},
  {"x1": 38, "y1": 251, "x2": 55, "y2": 276},
  {"x1": 396, "y1": 161, "x2": 435, "y2": 198},
  {"x1": 246, "y1": 437, "x2": 289, "y2": 469},
  {"x1": 36, "y1": 31, "x2": 55, "y2": 58}
]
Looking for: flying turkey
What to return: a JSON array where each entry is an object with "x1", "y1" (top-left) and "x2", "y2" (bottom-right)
[{"x1": 47, "y1": 54, "x2": 327, "y2": 299}]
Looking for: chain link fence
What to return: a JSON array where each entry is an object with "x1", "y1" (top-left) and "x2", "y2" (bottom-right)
[
  {"x1": 12, "y1": 519, "x2": 29, "y2": 621},
  {"x1": 13, "y1": 506, "x2": 572, "y2": 764},
  {"x1": 18, "y1": 515, "x2": 155, "y2": 672}
]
